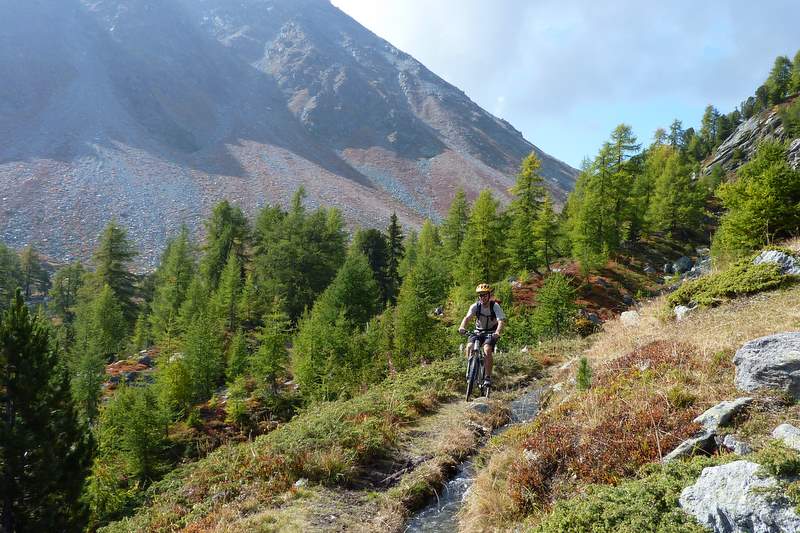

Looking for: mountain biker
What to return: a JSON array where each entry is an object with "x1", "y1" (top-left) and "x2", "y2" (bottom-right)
[{"x1": 458, "y1": 283, "x2": 506, "y2": 388}]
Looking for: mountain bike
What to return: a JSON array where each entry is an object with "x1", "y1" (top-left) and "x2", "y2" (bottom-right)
[{"x1": 462, "y1": 330, "x2": 491, "y2": 401}]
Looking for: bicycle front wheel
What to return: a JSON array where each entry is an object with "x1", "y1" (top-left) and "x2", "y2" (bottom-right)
[{"x1": 466, "y1": 356, "x2": 479, "y2": 401}]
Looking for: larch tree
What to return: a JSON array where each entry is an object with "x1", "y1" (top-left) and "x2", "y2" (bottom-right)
[
  {"x1": 89, "y1": 220, "x2": 138, "y2": 325},
  {"x1": 441, "y1": 189, "x2": 470, "y2": 268},
  {"x1": 19, "y1": 246, "x2": 48, "y2": 298},
  {"x1": 456, "y1": 189, "x2": 506, "y2": 286},
  {"x1": 149, "y1": 226, "x2": 195, "y2": 347},
  {"x1": 508, "y1": 152, "x2": 546, "y2": 274},
  {"x1": 200, "y1": 200, "x2": 249, "y2": 291}
]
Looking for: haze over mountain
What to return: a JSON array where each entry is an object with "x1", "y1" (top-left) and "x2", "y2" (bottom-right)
[{"x1": 0, "y1": 0, "x2": 577, "y2": 266}]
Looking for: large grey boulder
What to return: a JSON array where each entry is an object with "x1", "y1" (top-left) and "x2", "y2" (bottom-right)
[
  {"x1": 680, "y1": 460, "x2": 800, "y2": 532},
  {"x1": 752, "y1": 250, "x2": 800, "y2": 275},
  {"x1": 733, "y1": 333, "x2": 800, "y2": 399},
  {"x1": 772, "y1": 423, "x2": 800, "y2": 452},
  {"x1": 693, "y1": 397, "x2": 753, "y2": 432}
]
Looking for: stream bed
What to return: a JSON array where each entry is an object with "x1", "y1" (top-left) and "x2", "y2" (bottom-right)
[{"x1": 404, "y1": 386, "x2": 545, "y2": 532}]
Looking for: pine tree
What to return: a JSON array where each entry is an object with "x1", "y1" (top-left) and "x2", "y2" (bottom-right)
[
  {"x1": 566, "y1": 159, "x2": 608, "y2": 272},
  {"x1": 440, "y1": 188, "x2": 469, "y2": 267},
  {"x1": 352, "y1": 228, "x2": 390, "y2": 304},
  {"x1": 392, "y1": 266, "x2": 439, "y2": 370},
  {"x1": 89, "y1": 220, "x2": 138, "y2": 325},
  {"x1": 49, "y1": 263, "x2": 85, "y2": 323},
  {"x1": 19, "y1": 246, "x2": 49, "y2": 298},
  {"x1": 200, "y1": 200, "x2": 249, "y2": 291},
  {"x1": 89, "y1": 385, "x2": 169, "y2": 523},
  {"x1": 508, "y1": 153, "x2": 546, "y2": 274},
  {"x1": 1, "y1": 290, "x2": 93, "y2": 532},
  {"x1": 699, "y1": 105, "x2": 720, "y2": 152},
  {"x1": 668, "y1": 119, "x2": 684, "y2": 148},
  {"x1": 385, "y1": 212, "x2": 404, "y2": 304},
  {"x1": 149, "y1": 227, "x2": 195, "y2": 345}
]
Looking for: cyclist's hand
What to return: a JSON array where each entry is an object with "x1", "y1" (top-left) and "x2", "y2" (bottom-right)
[
  {"x1": 492, "y1": 332, "x2": 500, "y2": 340},
  {"x1": 458, "y1": 327, "x2": 466, "y2": 335}
]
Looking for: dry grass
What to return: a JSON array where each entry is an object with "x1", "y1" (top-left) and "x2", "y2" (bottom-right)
[{"x1": 591, "y1": 285, "x2": 800, "y2": 367}]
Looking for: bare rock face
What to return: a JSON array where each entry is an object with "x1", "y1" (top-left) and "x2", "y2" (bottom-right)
[
  {"x1": 752, "y1": 250, "x2": 800, "y2": 276},
  {"x1": 703, "y1": 104, "x2": 800, "y2": 176},
  {"x1": 0, "y1": 0, "x2": 577, "y2": 267},
  {"x1": 680, "y1": 460, "x2": 800, "y2": 533},
  {"x1": 733, "y1": 333, "x2": 800, "y2": 399}
]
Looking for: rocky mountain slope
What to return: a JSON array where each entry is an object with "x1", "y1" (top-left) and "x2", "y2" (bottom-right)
[{"x1": 0, "y1": 0, "x2": 577, "y2": 266}]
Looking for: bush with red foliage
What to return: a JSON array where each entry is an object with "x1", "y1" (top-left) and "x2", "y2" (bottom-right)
[{"x1": 509, "y1": 341, "x2": 703, "y2": 511}]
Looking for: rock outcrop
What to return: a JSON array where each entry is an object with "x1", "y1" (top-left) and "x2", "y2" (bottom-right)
[
  {"x1": 752, "y1": 250, "x2": 800, "y2": 276},
  {"x1": 680, "y1": 460, "x2": 800, "y2": 533},
  {"x1": 703, "y1": 103, "x2": 800, "y2": 176},
  {"x1": 733, "y1": 332, "x2": 800, "y2": 399}
]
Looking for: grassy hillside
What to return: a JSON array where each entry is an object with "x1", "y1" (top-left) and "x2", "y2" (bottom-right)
[{"x1": 461, "y1": 242, "x2": 800, "y2": 531}]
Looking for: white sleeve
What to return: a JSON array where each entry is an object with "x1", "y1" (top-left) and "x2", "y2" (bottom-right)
[{"x1": 493, "y1": 303, "x2": 507, "y2": 320}]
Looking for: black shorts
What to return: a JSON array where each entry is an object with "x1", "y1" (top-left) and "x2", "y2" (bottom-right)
[{"x1": 468, "y1": 332, "x2": 497, "y2": 348}]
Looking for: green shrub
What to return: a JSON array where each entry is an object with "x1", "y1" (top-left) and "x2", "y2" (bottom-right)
[
  {"x1": 666, "y1": 385, "x2": 697, "y2": 409},
  {"x1": 756, "y1": 441, "x2": 800, "y2": 477},
  {"x1": 667, "y1": 250, "x2": 797, "y2": 308},
  {"x1": 533, "y1": 457, "x2": 723, "y2": 533}
]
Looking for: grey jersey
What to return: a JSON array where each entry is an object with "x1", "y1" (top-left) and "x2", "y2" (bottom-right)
[{"x1": 467, "y1": 301, "x2": 506, "y2": 332}]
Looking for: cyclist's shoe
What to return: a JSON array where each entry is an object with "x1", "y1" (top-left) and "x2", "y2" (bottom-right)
[{"x1": 482, "y1": 377, "x2": 491, "y2": 388}]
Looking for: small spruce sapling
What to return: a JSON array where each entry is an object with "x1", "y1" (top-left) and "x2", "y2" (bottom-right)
[{"x1": 576, "y1": 357, "x2": 592, "y2": 391}]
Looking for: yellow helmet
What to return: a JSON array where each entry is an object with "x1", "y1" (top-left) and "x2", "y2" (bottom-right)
[{"x1": 475, "y1": 283, "x2": 492, "y2": 294}]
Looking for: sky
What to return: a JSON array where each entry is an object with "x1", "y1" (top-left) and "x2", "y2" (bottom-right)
[{"x1": 331, "y1": 0, "x2": 800, "y2": 169}]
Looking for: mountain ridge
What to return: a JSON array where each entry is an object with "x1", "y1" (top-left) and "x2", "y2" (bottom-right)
[{"x1": 0, "y1": 0, "x2": 577, "y2": 266}]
